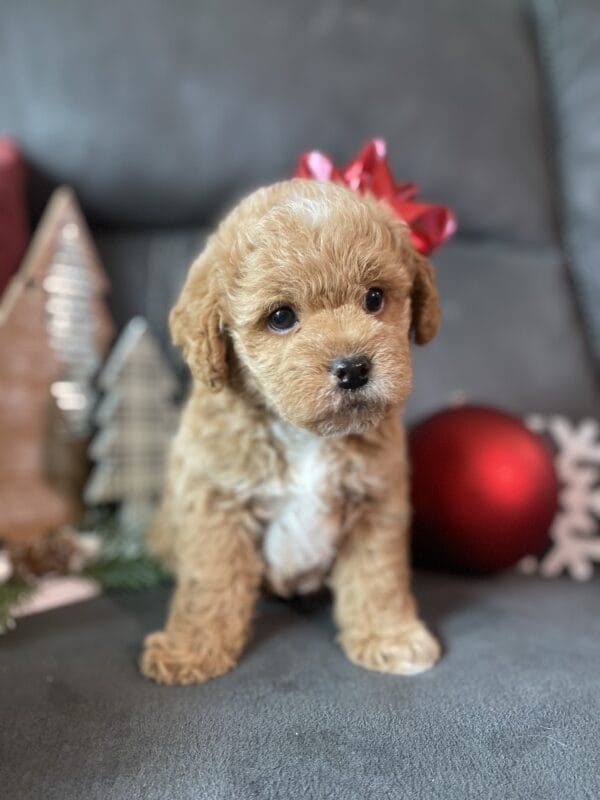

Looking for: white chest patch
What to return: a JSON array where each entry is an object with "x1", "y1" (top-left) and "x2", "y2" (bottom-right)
[{"x1": 262, "y1": 424, "x2": 345, "y2": 597}]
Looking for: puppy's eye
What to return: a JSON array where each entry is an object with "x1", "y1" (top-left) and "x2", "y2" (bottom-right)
[
  {"x1": 364, "y1": 287, "x2": 384, "y2": 314},
  {"x1": 267, "y1": 306, "x2": 298, "y2": 332}
]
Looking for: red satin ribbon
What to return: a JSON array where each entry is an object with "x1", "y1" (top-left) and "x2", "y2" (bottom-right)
[{"x1": 294, "y1": 138, "x2": 456, "y2": 255}]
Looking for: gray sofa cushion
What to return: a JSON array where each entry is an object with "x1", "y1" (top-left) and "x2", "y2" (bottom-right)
[
  {"x1": 1, "y1": 0, "x2": 553, "y2": 244},
  {"x1": 94, "y1": 227, "x2": 205, "y2": 383},
  {"x1": 94, "y1": 228, "x2": 600, "y2": 417},
  {"x1": 409, "y1": 238, "x2": 600, "y2": 420},
  {"x1": 532, "y1": 0, "x2": 600, "y2": 369},
  {"x1": 2, "y1": 571, "x2": 599, "y2": 800}
]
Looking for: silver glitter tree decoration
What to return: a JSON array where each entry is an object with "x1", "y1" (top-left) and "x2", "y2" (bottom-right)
[
  {"x1": 0, "y1": 187, "x2": 115, "y2": 543},
  {"x1": 85, "y1": 317, "x2": 179, "y2": 540},
  {"x1": 43, "y1": 190, "x2": 114, "y2": 436}
]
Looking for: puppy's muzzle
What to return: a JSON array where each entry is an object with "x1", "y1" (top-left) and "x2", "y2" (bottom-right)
[{"x1": 330, "y1": 355, "x2": 371, "y2": 391}]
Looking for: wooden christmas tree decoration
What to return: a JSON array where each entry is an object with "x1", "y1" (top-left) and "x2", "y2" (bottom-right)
[
  {"x1": 0, "y1": 187, "x2": 114, "y2": 544},
  {"x1": 85, "y1": 317, "x2": 179, "y2": 532}
]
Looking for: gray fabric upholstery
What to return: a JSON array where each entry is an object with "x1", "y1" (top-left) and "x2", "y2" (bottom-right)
[
  {"x1": 0, "y1": 0, "x2": 553, "y2": 243},
  {"x1": 408, "y1": 238, "x2": 600, "y2": 419},
  {"x1": 94, "y1": 228, "x2": 600, "y2": 417},
  {"x1": 1, "y1": 571, "x2": 599, "y2": 800},
  {"x1": 532, "y1": 0, "x2": 600, "y2": 369},
  {"x1": 94, "y1": 227, "x2": 206, "y2": 382},
  {"x1": 1, "y1": 3, "x2": 599, "y2": 797}
]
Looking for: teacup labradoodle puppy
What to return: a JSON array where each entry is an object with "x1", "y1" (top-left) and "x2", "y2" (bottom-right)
[{"x1": 141, "y1": 178, "x2": 442, "y2": 685}]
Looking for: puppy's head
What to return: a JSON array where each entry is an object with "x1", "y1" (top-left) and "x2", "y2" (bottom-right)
[{"x1": 171, "y1": 180, "x2": 440, "y2": 436}]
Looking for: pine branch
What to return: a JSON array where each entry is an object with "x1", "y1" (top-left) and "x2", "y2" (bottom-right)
[
  {"x1": 84, "y1": 554, "x2": 171, "y2": 591},
  {"x1": 0, "y1": 578, "x2": 32, "y2": 634}
]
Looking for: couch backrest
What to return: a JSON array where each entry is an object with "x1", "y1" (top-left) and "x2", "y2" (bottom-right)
[
  {"x1": 0, "y1": 0, "x2": 554, "y2": 244},
  {"x1": 532, "y1": 0, "x2": 600, "y2": 370}
]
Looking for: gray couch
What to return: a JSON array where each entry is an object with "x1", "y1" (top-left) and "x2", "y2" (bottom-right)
[{"x1": 1, "y1": 1, "x2": 599, "y2": 798}]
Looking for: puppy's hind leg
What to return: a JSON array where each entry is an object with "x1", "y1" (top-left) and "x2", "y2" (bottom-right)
[{"x1": 141, "y1": 491, "x2": 263, "y2": 685}]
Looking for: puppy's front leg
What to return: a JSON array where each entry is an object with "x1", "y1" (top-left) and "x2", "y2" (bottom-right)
[
  {"x1": 141, "y1": 502, "x2": 263, "y2": 685},
  {"x1": 330, "y1": 494, "x2": 440, "y2": 676}
]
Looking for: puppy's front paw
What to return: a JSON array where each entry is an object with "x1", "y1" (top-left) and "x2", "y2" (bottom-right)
[
  {"x1": 140, "y1": 631, "x2": 237, "y2": 685},
  {"x1": 340, "y1": 621, "x2": 441, "y2": 676}
]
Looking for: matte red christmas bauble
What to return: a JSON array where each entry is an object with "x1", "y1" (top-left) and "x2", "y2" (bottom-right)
[{"x1": 409, "y1": 406, "x2": 559, "y2": 574}]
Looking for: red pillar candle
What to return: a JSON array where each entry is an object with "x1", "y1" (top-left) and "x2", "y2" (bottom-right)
[{"x1": 0, "y1": 137, "x2": 29, "y2": 297}]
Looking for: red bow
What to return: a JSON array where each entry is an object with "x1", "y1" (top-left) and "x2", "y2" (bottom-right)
[{"x1": 294, "y1": 138, "x2": 456, "y2": 255}]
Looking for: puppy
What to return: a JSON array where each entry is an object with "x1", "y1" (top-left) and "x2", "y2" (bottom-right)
[{"x1": 141, "y1": 179, "x2": 441, "y2": 685}]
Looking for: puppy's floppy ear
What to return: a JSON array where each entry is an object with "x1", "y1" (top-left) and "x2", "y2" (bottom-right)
[
  {"x1": 169, "y1": 245, "x2": 227, "y2": 391},
  {"x1": 410, "y1": 251, "x2": 441, "y2": 345}
]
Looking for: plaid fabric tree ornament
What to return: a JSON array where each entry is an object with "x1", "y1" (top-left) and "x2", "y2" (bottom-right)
[{"x1": 85, "y1": 317, "x2": 179, "y2": 534}]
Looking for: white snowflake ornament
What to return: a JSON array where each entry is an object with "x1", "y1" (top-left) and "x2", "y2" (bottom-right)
[{"x1": 524, "y1": 415, "x2": 600, "y2": 581}]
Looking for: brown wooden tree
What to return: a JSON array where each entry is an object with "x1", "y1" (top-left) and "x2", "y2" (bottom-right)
[{"x1": 0, "y1": 188, "x2": 114, "y2": 544}]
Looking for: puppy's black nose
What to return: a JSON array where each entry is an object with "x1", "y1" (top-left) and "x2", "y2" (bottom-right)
[{"x1": 331, "y1": 355, "x2": 371, "y2": 391}]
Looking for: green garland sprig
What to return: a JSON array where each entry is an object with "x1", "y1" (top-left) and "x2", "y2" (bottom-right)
[
  {"x1": 84, "y1": 553, "x2": 171, "y2": 591},
  {"x1": 1, "y1": 507, "x2": 173, "y2": 634},
  {"x1": 0, "y1": 578, "x2": 33, "y2": 634}
]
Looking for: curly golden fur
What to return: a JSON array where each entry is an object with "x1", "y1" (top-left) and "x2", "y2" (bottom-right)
[{"x1": 141, "y1": 179, "x2": 441, "y2": 684}]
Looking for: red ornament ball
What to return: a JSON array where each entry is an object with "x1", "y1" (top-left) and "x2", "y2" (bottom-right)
[{"x1": 409, "y1": 405, "x2": 559, "y2": 574}]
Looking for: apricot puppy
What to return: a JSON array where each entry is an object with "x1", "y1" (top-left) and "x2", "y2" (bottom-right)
[{"x1": 141, "y1": 179, "x2": 441, "y2": 685}]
